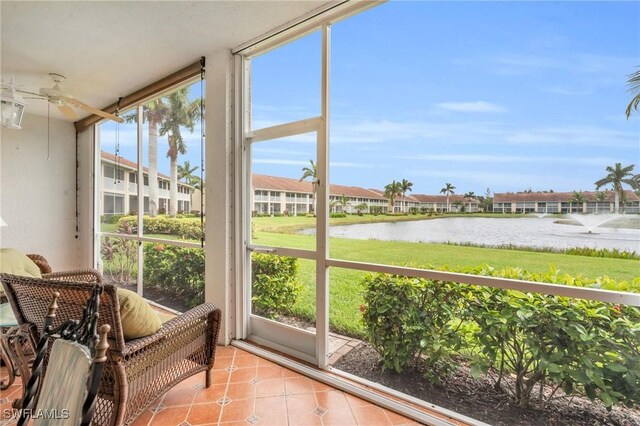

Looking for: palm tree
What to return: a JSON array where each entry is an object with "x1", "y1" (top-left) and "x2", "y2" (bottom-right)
[
  {"x1": 594, "y1": 163, "x2": 637, "y2": 214},
  {"x1": 339, "y1": 194, "x2": 350, "y2": 214},
  {"x1": 178, "y1": 160, "x2": 198, "y2": 184},
  {"x1": 159, "y1": 87, "x2": 201, "y2": 217},
  {"x1": 124, "y1": 100, "x2": 169, "y2": 216},
  {"x1": 299, "y1": 160, "x2": 318, "y2": 215},
  {"x1": 440, "y1": 182, "x2": 456, "y2": 212},
  {"x1": 384, "y1": 180, "x2": 402, "y2": 213},
  {"x1": 464, "y1": 191, "x2": 476, "y2": 212},
  {"x1": 626, "y1": 67, "x2": 640, "y2": 119},
  {"x1": 399, "y1": 179, "x2": 413, "y2": 213},
  {"x1": 569, "y1": 191, "x2": 586, "y2": 214},
  {"x1": 594, "y1": 191, "x2": 607, "y2": 213},
  {"x1": 355, "y1": 202, "x2": 368, "y2": 215}
]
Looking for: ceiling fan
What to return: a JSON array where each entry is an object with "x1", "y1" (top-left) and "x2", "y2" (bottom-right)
[{"x1": 17, "y1": 73, "x2": 123, "y2": 123}]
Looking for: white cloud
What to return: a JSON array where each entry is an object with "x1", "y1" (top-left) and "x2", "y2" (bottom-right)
[{"x1": 435, "y1": 101, "x2": 507, "y2": 113}]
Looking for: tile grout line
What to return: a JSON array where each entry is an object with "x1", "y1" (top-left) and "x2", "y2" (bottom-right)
[{"x1": 218, "y1": 347, "x2": 236, "y2": 424}]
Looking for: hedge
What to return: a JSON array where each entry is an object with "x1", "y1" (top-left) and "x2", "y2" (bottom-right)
[{"x1": 361, "y1": 266, "x2": 640, "y2": 410}]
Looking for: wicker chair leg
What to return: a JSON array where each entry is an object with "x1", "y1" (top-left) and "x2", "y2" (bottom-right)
[{"x1": 206, "y1": 368, "x2": 212, "y2": 388}]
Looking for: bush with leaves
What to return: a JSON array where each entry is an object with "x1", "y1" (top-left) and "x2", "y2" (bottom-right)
[
  {"x1": 251, "y1": 254, "x2": 301, "y2": 319},
  {"x1": 100, "y1": 221, "x2": 137, "y2": 284},
  {"x1": 117, "y1": 215, "x2": 204, "y2": 240},
  {"x1": 142, "y1": 243, "x2": 205, "y2": 308},
  {"x1": 360, "y1": 265, "x2": 640, "y2": 410},
  {"x1": 360, "y1": 273, "x2": 465, "y2": 380}
]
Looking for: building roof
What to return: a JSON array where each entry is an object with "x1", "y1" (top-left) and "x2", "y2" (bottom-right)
[
  {"x1": 101, "y1": 151, "x2": 191, "y2": 187},
  {"x1": 252, "y1": 174, "x2": 388, "y2": 201},
  {"x1": 494, "y1": 190, "x2": 640, "y2": 203},
  {"x1": 252, "y1": 174, "x2": 484, "y2": 204}
]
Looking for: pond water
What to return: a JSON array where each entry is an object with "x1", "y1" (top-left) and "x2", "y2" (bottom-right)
[{"x1": 300, "y1": 216, "x2": 640, "y2": 253}]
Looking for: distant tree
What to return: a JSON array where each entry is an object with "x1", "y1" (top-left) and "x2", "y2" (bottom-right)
[
  {"x1": 483, "y1": 187, "x2": 493, "y2": 212},
  {"x1": 299, "y1": 160, "x2": 318, "y2": 214},
  {"x1": 400, "y1": 179, "x2": 413, "y2": 213},
  {"x1": 440, "y1": 182, "x2": 456, "y2": 212},
  {"x1": 594, "y1": 163, "x2": 637, "y2": 214},
  {"x1": 594, "y1": 191, "x2": 607, "y2": 214},
  {"x1": 569, "y1": 191, "x2": 586, "y2": 214},
  {"x1": 464, "y1": 191, "x2": 476, "y2": 212},
  {"x1": 384, "y1": 180, "x2": 403, "y2": 213},
  {"x1": 178, "y1": 160, "x2": 198, "y2": 184},
  {"x1": 339, "y1": 194, "x2": 350, "y2": 213},
  {"x1": 453, "y1": 200, "x2": 463, "y2": 212},
  {"x1": 626, "y1": 67, "x2": 640, "y2": 119},
  {"x1": 159, "y1": 87, "x2": 201, "y2": 217},
  {"x1": 124, "y1": 99, "x2": 169, "y2": 217},
  {"x1": 355, "y1": 202, "x2": 368, "y2": 215}
]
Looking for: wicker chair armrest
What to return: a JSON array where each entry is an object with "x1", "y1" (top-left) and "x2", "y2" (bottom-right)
[
  {"x1": 26, "y1": 254, "x2": 52, "y2": 274},
  {"x1": 121, "y1": 303, "x2": 221, "y2": 358},
  {"x1": 42, "y1": 269, "x2": 103, "y2": 284}
]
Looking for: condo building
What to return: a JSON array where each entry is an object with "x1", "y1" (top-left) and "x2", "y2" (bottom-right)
[
  {"x1": 100, "y1": 151, "x2": 193, "y2": 216},
  {"x1": 493, "y1": 191, "x2": 640, "y2": 214}
]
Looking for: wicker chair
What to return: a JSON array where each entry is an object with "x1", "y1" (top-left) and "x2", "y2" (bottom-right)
[
  {"x1": 19, "y1": 286, "x2": 110, "y2": 426},
  {"x1": 1, "y1": 273, "x2": 222, "y2": 426}
]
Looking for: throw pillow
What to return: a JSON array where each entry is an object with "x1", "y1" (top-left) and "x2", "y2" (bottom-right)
[
  {"x1": 0, "y1": 248, "x2": 42, "y2": 278},
  {"x1": 116, "y1": 288, "x2": 163, "y2": 340}
]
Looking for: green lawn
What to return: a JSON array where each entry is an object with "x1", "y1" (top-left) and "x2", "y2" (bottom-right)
[
  {"x1": 102, "y1": 214, "x2": 639, "y2": 337},
  {"x1": 255, "y1": 230, "x2": 640, "y2": 337}
]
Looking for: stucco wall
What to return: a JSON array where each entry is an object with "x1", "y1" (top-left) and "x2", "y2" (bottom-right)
[{"x1": 0, "y1": 113, "x2": 80, "y2": 270}]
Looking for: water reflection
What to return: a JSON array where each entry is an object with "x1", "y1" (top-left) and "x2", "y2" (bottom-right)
[{"x1": 302, "y1": 217, "x2": 640, "y2": 252}]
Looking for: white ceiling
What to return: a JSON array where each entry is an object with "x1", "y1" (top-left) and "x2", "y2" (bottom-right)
[{"x1": 1, "y1": 0, "x2": 332, "y2": 121}]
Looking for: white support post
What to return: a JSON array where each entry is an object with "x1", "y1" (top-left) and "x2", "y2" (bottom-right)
[
  {"x1": 205, "y1": 50, "x2": 233, "y2": 344},
  {"x1": 316, "y1": 23, "x2": 331, "y2": 369}
]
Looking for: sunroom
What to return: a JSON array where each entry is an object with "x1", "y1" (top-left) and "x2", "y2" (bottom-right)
[{"x1": 1, "y1": 1, "x2": 639, "y2": 425}]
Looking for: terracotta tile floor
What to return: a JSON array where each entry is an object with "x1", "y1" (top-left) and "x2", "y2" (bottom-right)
[{"x1": 1, "y1": 345, "x2": 422, "y2": 425}]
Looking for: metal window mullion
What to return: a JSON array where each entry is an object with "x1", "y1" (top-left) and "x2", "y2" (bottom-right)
[
  {"x1": 316, "y1": 23, "x2": 331, "y2": 369},
  {"x1": 248, "y1": 244, "x2": 317, "y2": 261},
  {"x1": 237, "y1": 54, "x2": 251, "y2": 340},
  {"x1": 136, "y1": 105, "x2": 144, "y2": 296},
  {"x1": 100, "y1": 233, "x2": 203, "y2": 249},
  {"x1": 248, "y1": 116, "x2": 322, "y2": 143}
]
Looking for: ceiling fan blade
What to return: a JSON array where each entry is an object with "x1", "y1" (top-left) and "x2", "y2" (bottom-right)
[
  {"x1": 15, "y1": 89, "x2": 44, "y2": 98},
  {"x1": 58, "y1": 103, "x2": 79, "y2": 120},
  {"x1": 58, "y1": 94, "x2": 124, "y2": 123}
]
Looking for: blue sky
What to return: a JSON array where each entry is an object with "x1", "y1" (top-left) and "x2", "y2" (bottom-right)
[{"x1": 105, "y1": 1, "x2": 639, "y2": 196}]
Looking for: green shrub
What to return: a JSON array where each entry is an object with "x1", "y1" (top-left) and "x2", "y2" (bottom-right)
[
  {"x1": 142, "y1": 243, "x2": 204, "y2": 308},
  {"x1": 360, "y1": 274, "x2": 465, "y2": 379},
  {"x1": 117, "y1": 215, "x2": 204, "y2": 240},
  {"x1": 101, "y1": 214, "x2": 124, "y2": 224},
  {"x1": 251, "y1": 254, "x2": 301, "y2": 318},
  {"x1": 100, "y1": 221, "x2": 137, "y2": 284},
  {"x1": 330, "y1": 212, "x2": 347, "y2": 218},
  {"x1": 370, "y1": 206, "x2": 383, "y2": 215},
  {"x1": 360, "y1": 266, "x2": 640, "y2": 409}
]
